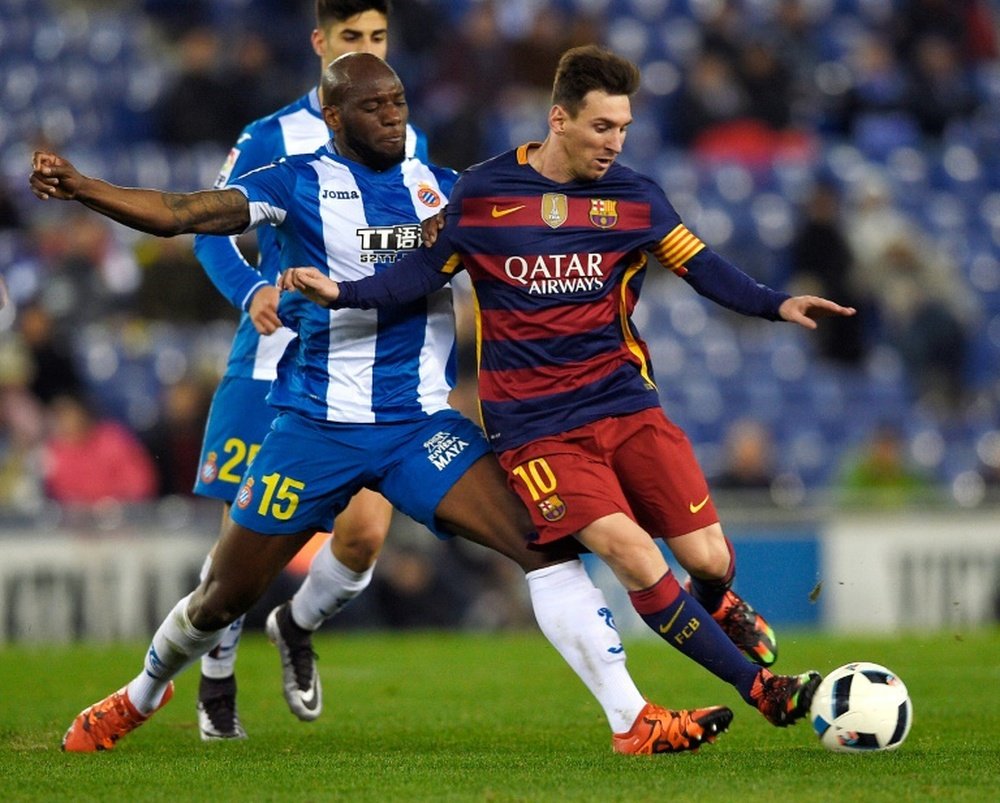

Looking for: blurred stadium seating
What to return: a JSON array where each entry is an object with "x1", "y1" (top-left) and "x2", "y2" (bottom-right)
[{"x1": 2, "y1": 0, "x2": 999, "y2": 509}]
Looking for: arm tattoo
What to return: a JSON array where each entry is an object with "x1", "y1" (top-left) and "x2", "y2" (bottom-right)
[{"x1": 162, "y1": 189, "x2": 249, "y2": 234}]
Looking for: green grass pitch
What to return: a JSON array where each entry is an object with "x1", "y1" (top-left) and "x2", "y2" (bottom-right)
[{"x1": 2, "y1": 629, "x2": 997, "y2": 801}]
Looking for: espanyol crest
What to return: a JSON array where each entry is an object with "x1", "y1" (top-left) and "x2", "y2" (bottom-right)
[{"x1": 236, "y1": 477, "x2": 254, "y2": 509}]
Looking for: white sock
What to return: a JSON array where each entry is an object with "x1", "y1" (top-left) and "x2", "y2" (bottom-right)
[
  {"x1": 290, "y1": 538, "x2": 375, "y2": 631},
  {"x1": 527, "y1": 560, "x2": 647, "y2": 734},
  {"x1": 198, "y1": 553, "x2": 244, "y2": 679},
  {"x1": 127, "y1": 593, "x2": 226, "y2": 714}
]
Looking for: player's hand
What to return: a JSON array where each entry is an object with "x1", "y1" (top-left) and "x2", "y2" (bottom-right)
[
  {"x1": 280, "y1": 267, "x2": 340, "y2": 307},
  {"x1": 778, "y1": 295, "x2": 856, "y2": 330},
  {"x1": 421, "y1": 208, "x2": 446, "y2": 247},
  {"x1": 248, "y1": 285, "x2": 283, "y2": 335},
  {"x1": 29, "y1": 151, "x2": 85, "y2": 200}
]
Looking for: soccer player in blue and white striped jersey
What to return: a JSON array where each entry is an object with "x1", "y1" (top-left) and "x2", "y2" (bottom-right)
[
  {"x1": 189, "y1": 0, "x2": 428, "y2": 740},
  {"x1": 38, "y1": 53, "x2": 733, "y2": 757}
]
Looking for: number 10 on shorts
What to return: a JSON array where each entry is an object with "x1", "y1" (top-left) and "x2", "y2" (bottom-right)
[{"x1": 511, "y1": 458, "x2": 558, "y2": 500}]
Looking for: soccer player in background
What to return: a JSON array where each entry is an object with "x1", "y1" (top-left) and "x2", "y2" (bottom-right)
[
  {"x1": 283, "y1": 46, "x2": 859, "y2": 728},
  {"x1": 33, "y1": 53, "x2": 737, "y2": 756},
  {"x1": 190, "y1": 0, "x2": 420, "y2": 740}
]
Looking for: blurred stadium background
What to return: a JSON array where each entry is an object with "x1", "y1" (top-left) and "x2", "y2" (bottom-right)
[{"x1": 1, "y1": 0, "x2": 998, "y2": 643}]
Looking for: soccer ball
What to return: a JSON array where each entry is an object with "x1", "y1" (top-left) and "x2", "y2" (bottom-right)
[{"x1": 809, "y1": 662, "x2": 913, "y2": 753}]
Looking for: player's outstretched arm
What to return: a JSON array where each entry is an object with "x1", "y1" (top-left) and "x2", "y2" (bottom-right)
[
  {"x1": 778, "y1": 295, "x2": 856, "y2": 330},
  {"x1": 280, "y1": 267, "x2": 340, "y2": 308},
  {"x1": 30, "y1": 151, "x2": 250, "y2": 237}
]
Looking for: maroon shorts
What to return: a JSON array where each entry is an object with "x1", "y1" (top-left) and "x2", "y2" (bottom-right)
[{"x1": 497, "y1": 407, "x2": 718, "y2": 545}]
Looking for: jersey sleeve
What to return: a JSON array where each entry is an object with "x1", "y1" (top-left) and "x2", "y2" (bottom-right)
[
  {"x1": 192, "y1": 123, "x2": 280, "y2": 311},
  {"x1": 644, "y1": 181, "x2": 789, "y2": 320},
  {"x1": 229, "y1": 161, "x2": 293, "y2": 230}
]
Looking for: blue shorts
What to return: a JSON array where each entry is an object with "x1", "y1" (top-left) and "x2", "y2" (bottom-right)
[
  {"x1": 228, "y1": 409, "x2": 491, "y2": 537},
  {"x1": 194, "y1": 376, "x2": 275, "y2": 503}
]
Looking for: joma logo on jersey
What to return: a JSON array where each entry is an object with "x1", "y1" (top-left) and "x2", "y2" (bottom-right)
[
  {"x1": 357, "y1": 224, "x2": 422, "y2": 251},
  {"x1": 504, "y1": 253, "x2": 606, "y2": 295},
  {"x1": 321, "y1": 188, "x2": 361, "y2": 200}
]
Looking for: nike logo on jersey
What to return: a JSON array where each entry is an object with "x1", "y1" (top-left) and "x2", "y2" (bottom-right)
[
  {"x1": 491, "y1": 204, "x2": 525, "y2": 218},
  {"x1": 689, "y1": 495, "x2": 710, "y2": 514},
  {"x1": 659, "y1": 601, "x2": 685, "y2": 634}
]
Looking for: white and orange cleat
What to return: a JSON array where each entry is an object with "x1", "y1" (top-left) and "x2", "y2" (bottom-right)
[
  {"x1": 62, "y1": 682, "x2": 174, "y2": 752},
  {"x1": 612, "y1": 702, "x2": 733, "y2": 755}
]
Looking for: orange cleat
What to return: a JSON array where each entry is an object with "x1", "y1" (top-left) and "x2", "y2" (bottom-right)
[
  {"x1": 62, "y1": 682, "x2": 174, "y2": 752},
  {"x1": 612, "y1": 702, "x2": 733, "y2": 755}
]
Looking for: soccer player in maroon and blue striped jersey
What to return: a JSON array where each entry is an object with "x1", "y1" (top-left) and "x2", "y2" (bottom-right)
[{"x1": 282, "y1": 45, "x2": 856, "y2": 728}]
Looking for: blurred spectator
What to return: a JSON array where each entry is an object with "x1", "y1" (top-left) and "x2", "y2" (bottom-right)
[
  {"x1": 141, "y1": 377, "x2": 212, "y2": 497},
  {"x1": 156, "y1": 27, "x2": 241, "y2": 147},
  {"x1": 0, "y1": 178, "x2": 23, "y2": 231},
  {"x1": 846, "y1": 177, "x2": 980, "y2": 407},
  {"x1": 671, "y1": 51, "x2": 749, "y2": 148},
  {"x1": 788, "y1": 181, "x2": 870, "y2": 365},
  {"x1": 42, "y1": 395, "x2": 158, "y2": 506},
  {"x1": 33, "y1": 211, "x2": 141, "y2": 324},
  {"x1": 714, "y1": 418, "x2": 776, "y2": 492},
  {"x1": 227, "y1": 31, "x2": 294, "y2": 126},
  {"x1": 17, "y1": 301, "x2": 84, "y2": 404},
  {"x1": 907, "y1": 35, "x2": 980, "y2": 138},
  {"x1": 0, "y1": 337, "x2": 45, "y2": 514},
  {"x1": 506, "y1": 6, "x2": 571, "y2": 92},
  {"x1": 369, "y1": 543, "x2": 473, "y2": 629},
  {"x1": 835, "y1": 33, "x2": 920, "y2": 158},
  {"x1": 836, "y1": 423, "x2": 935, "y2": 509},
  {"x1": 738, "y1": 38, "x2": 794, "y2": 132},
  {"x1": 134, "y1": 236, "x2": 238, "y2": 324},
  {"x1": 894, "y1": 0, "x2": 998, "y2": 66},
  {"x1": 423, "y1": 3, "x2": 510, "y2": 168}
]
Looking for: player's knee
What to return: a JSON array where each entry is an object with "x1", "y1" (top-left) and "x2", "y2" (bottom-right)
[
  {"x1": 332, "y1": 524, "x2": 386, "y2": 568},
  {"x1": 682, "y1": 538, "x2": 731, "y2": 579},
  {"x1": 187, "y1": 583, "x2": 255, "y2": 632}
]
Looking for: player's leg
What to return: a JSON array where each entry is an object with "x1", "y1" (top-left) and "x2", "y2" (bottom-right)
[
  {"x1": 668, "y1": 524, "x2": 777, "y2": 667},
  {"x1": 575, "y1": 512, "x2": 817, "y2": 727},
  {"x1": 61, "y1": 521, "x2": 314, "y2": 752},
  {"x1": 268, "y1": 488, "x2": 393, "y2": 720},
  {"x1": 290, "y1": 488, "x2": 391, "y2": 629},
  {"x1": 192, "y1": 375, "x2": 272, "y2": 739},
  {"x1": 196, "y1": 504, "x2": 250, "y2": 739},
  {"x1": 431, "y1": 453, "x2": 732, "y2": 753},
  {"x1": 376, "y1": 413, "x2": 726, "y2": 753},
  {"x1": 617, "y1": 408, "x2": 777, "y2": 666}
]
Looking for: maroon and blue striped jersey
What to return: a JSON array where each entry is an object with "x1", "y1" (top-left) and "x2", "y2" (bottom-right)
[{"x1": 337, "y1": 143, "x2": 789, "y2": 452}]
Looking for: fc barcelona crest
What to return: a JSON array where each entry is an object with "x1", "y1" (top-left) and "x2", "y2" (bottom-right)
[
  {"x1": 589, "y1": 199, "x2": 618, "y2": 229},
  {"x1": 538, "y1": 493, "x2": 566, "y2": 522},
  {"x1": 541, "y1": 193, "x2": 568, "y2": 229}
]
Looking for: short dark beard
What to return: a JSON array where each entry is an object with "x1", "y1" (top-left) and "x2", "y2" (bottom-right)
[{"x1": 339, "y1": 129, "x2": 405, "y2": 171}]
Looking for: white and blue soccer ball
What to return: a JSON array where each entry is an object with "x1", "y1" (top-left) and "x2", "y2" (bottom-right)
[{"x1": 810, "y1": 662, "x2": 913, "y2": 753}]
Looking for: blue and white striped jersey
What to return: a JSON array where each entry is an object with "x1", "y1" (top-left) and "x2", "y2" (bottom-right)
[
  {"x1": 193, "y1": 87, "x2": 428, "y2": 381},
  {"x1": 231, "y1": 144, "x2": 458, "y2": 424}
]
